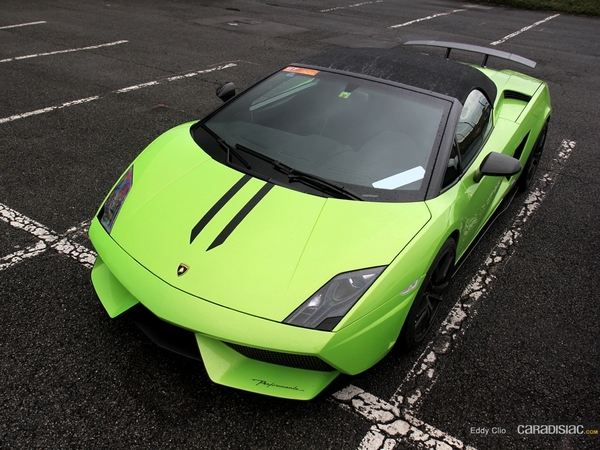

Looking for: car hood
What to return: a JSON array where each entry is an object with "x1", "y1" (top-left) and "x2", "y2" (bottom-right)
[{"x1": 111, "y1": 125, "x2": 431, "y2": 322}]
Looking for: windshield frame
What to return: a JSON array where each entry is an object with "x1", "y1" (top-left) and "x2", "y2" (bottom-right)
[{"x1": 192, "y1": 64, "x2": 456, "y2": 203}]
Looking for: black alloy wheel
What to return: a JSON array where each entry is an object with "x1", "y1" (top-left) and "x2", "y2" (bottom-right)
[{"x1": 399, "y1": 238, "x2": 456, "y2": 349}]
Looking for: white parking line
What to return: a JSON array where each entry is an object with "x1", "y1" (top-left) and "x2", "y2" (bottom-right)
[
  {"x1": 112, "y1": 62, "x2": 237, "y2": 92},
  {"x1": 390, "y1": 142, "x2": 577, "y2": 412},
  {"x1": 0, "y1": 40, "x2": 128, "y2": 63},
  {"x1": 334, "y1": 386, "x2": 476, "y2": 449},
  {"x1": 0, "y1": 96, "x2": 101, "y2": 124},
  {"x1": 389, "y1": 9, "x2": 466, "y2": 29},
  {"x1": 320, "y1": 1, "x2": 383, "y2": 13},
  {"x1": 0, "y1": 203, "x2": 97, "y2": 269},
  {"x1": 0, "y1": 63, "x2": 237, "y2": 124},
  {"x1": 490, "y1": 14, "x2": 560, "y2": 45},
  {"x1": 335, "y1": 140, "x2": 576, "y2": 450},
  {"x1": 0, "y1": 21, "x2": 46, "y2": 30},
  {"x1": 0, "y1": 240, "x2": 47, "y2": 272}
]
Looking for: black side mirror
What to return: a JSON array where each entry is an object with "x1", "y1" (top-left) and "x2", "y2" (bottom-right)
[
  {"x1": 216, "y1": 82, "x2": 236, "y2": 102},
  {"x1": 474, "y1": 152, "x2": 522, "y2": 183}
]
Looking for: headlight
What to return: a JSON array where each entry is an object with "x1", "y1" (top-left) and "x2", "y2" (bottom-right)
[
  {"x1": 284, "y1": 267, "x2": 385, "y2": 331},
  {"x1": 99, "y1": 166, "x2": 133, "y2": 233}
]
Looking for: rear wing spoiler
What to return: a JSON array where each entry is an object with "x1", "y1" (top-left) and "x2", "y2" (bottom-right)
[{"x1": 404, "y1": 40, "x2": 536, "y2": 68}]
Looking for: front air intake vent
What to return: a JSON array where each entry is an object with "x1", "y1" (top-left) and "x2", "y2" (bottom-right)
[
  {"x1": 224, "y1": 342, "x2": 336, "y2": 372},
  {"x1": 504, "y1": 90, "x2": 532, "y2": 103}
]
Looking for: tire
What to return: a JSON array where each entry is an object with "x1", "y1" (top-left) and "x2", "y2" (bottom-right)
[
  {"x1": 399, "y1": 238, "x2": 456, "y2": 350},
  {"x1": 518, "y1": 121, "x2": 548, "y2": 192}
]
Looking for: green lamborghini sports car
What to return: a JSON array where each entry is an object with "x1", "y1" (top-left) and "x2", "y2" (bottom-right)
[{"x1": 89, "y1": 41, "x2": 551, "y2": 399}]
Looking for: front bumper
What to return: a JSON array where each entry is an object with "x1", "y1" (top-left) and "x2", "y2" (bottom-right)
[{"x1": 89, "y1": 218, "x2": 412, "y2": 399}]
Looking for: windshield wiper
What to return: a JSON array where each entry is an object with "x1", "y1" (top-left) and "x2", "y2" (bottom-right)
[
  {"x1": 282, "y1": 165, "x2": 363, "y2": 201},
  {"x1": 235, "y1": 143, "x2": 362, "y2": 201},
  {"x1": 217, "y1": 138, "x2": 251, "y2": 169}
]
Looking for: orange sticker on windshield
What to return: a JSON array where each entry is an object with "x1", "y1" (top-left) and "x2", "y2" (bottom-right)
[{"x1": 283, "y1": 66, "x2": 320, "y2": 76}]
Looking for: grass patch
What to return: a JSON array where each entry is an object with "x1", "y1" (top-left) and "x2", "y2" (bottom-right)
[{"x1": 469, "y1": 0, "x2": 600, "y2": 16}]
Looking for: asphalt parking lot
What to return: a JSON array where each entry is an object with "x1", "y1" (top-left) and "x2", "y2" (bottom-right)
[{"x1": 1, "y1": 1, "x2": 599, "y2": 449}]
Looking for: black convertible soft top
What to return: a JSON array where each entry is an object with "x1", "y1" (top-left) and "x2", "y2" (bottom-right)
[{"x1": 299, "y1": 47, "x2": 497, "y2": 105}]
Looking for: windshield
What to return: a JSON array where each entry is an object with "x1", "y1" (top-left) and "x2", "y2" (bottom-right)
[{"x1": 202, "y1": 66, "x2": 450, "y2": 201}]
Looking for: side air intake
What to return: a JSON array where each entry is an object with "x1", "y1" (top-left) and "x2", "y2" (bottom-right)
[{"x1": 504, "y1": 90, "x2": 532, "y2": 103}]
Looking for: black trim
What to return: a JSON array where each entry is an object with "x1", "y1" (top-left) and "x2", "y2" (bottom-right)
[
  {"x1": 207, "y1": 183, "x2": 274, "y2": 251},
  {"x1": 512, "y1": 133, "x2": 530, "y2": 161},
  {"x1": 504, "y1": 90, "x2": 532, "y2": 103},
  {"x1": 127, "y1": 304, "x2": 202, "y2": 361},
  {"x1": 190, "y1": 174, "x2": 251, "y2": 244},
  {"x1": 224, "y1": 342, "x2": 336, "y2": 372}
]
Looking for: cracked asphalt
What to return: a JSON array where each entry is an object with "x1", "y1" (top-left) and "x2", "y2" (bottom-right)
[{"x1": 1, "y1": 1, "x2": 599, "y2": 449}]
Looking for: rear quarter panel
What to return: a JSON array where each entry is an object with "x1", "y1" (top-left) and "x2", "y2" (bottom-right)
[{"x1": 488, "y1": 68, "x2": 552, "y2": 166}]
